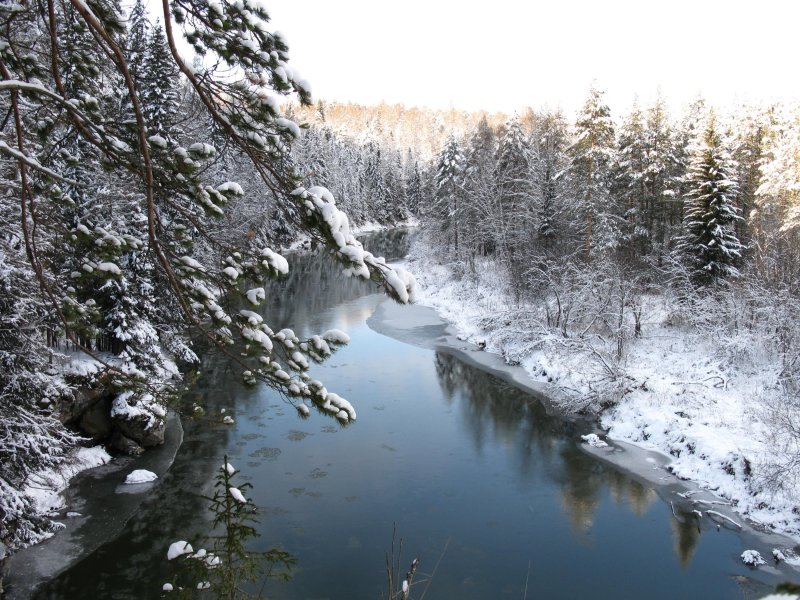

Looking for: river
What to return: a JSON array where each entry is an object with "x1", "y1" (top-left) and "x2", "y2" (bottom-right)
[{"x1": 17, "y1": 229, "x2": 791, "y2": 598}]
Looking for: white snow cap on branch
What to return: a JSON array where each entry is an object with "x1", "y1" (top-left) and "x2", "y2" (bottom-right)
[
  {"x1": 167, "y1": 541, "x2": 193, "y2": 560},
  {"x1": 322, "y1": 329, "x2": 350, "y2": 344},
  {"x1": 229, "y1": 487, "x2": 247, "y2": 503}
]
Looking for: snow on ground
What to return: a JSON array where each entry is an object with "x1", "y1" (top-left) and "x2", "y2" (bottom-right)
[
  {"x1": 404, "y1": 249, "x2": 800, "y2": 541},
  {"x1": 23, "y1": 446, "x2": 112, "y2": 517}
]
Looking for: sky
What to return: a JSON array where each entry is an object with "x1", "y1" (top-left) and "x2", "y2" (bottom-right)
[{"x1": 262, "y1": 0, "x2": 800, "y2": 116}]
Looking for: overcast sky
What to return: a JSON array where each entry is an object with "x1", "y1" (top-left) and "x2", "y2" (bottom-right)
[{"x1": 263, "y1": 0, "x2": 800, "y2": 116}]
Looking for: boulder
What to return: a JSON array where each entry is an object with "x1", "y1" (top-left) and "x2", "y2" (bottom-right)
[{"x1": 108, "y1": 431, "x2": 144, "y2": 456}]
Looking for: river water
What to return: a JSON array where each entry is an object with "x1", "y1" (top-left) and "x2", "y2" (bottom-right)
[{"x1": 27, "y1": 230, "x2": 788, "y2": 598}]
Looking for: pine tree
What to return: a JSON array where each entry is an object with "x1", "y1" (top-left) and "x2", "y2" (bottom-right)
[
  {"x1": 613, "y1": 101, "x2": 649, "y2": 257},
  {"x1": 754, "y1": 109, "x2": 800, "y2": 284},
  {"x1": 678, "y1": 115, "x2": 744, "y2": 283},
  {"x1": 0, "y1": 0, "x2": 413, "y2": 550}
]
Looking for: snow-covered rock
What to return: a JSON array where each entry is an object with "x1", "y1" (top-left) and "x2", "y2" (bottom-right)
[
  {"x1": 124, "y1": 469, "x2": 157, "y2": 484},
  {"x1": 741, "y1": 549, "x2": 766, "y2": 567},
  {"x1": 581, "y1": 433, "x2": 609, "y2": 448}
]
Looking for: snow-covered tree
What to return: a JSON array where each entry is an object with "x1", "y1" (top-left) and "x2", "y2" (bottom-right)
[
  {"x1": 140, "y1": 24, "x2": 180, "y2": 138},
  {"x1": 569, "y1": 85, "x2": 618, "y2": 259},
  {"x1": 0, "y1": 0, "x2": 413, "y2": 551},
  {"x1": 462, "y1": 116, "x2": 498, "y2": 260},
  {"x1": 753, "y1": 108, "x2": 800, "y2": 284},
  {"x1": 430, "y1": 135, "x2": 465, "y2": 256},
  {"x1": 530, "y1": 110, "x2": 570, "y2": 253},
  {"x1": 494, "y1": 117, "x2": 532, "y2": 285},
  {"x1": 677, "y1": 115, "x2": 744, "y2": 283}
]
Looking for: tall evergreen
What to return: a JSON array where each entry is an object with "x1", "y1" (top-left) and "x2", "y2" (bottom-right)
[
  {"x1": 530, "y1": 111, "x2": 570, "y2": 252},
  {"x1": 140, "y1": 24, "x2": 180, "y2": 138},
  {"x1": 570, "y1": 85, "x2": 618, "y2": 259},
  {"x1": 678, "y1": 115, "x2": 744, "y2": 283},
  {"x1": 431, "y1": 135, "x2": 465, "y2": 256},
  {"x1": 494, "y1": 117, "x2": 532, "y2": 274}
]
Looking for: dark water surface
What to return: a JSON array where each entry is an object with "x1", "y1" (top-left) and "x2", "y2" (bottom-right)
[{"x1": 34, "y1": 230, "x2": 777, "y2": 599}]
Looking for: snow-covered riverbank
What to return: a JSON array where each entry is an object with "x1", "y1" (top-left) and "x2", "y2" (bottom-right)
[{"x1": 402, "y1": 250, "x2": 800, "y2": 545}]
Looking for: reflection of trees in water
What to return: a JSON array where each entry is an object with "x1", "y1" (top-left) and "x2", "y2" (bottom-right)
[
  {"x1": 432, "y1": 352, "x2": 700, "y2": 564},
  {"x1": 670, "y1": 509, "x2": 701, "y2": 567},
  {"x1": 559, "y1": 445, "x2": 606, "y2": 535},
  {"x1": 257, "y1": 229, "x2": 413, "y2": 335},
  {"x1": 607, "y1": 470, "x2": 657, "y2": 517},
  {"x1": 433, "y1": 352, "x2": 572, "y2": 471}
]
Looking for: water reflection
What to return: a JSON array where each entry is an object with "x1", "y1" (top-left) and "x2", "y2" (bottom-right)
[
  {"x1": 432, "y1": 351, "x2": 696, "y2": 561},
  {"x1": 265, "y1": 228, "x2": 414, "y2": 335}
]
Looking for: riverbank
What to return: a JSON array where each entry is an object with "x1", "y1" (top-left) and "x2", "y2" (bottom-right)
[
  {"x1": 401, "y1": 248, "x2": 800, "y2": 548},
  {"x1": 368, "y1": 295, "x2": 800, "y2": 583},
  {"x1": 2, "y1": 413, "x2": 183, "y2": 599}
]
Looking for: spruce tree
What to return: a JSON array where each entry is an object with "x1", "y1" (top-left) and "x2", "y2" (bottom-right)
[
  {"x1": 494, "y1": 117, "x2": 532, "y2": 280},
  {"x1": 569, "y1": 85, "x2": 618, "y2": 259},
  {"x1": 678, "y1": 115, "x2": 744, "y2": 283},
  {"x1": 140, "y1": 24, "x2": 180, "y2": 138},
  {"x1": 431, "y1": 135, "x2": 465, "y2": 256}
]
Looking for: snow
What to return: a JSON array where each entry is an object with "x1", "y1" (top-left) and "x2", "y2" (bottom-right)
[
  {"x1": 148, "y1": 135, "x2": 167, "y2": 148},
  {"x1": 162, "y1": 583, "x2": 173, "y2": 592},
  {"x1": 124, "y1": 469, "x2": 158, "y2": 484},
  {"x1": 741, "y1": 550, "x2": 766, "y2": 567},
  {"x1": 261, "y1": 247, "x2": 289, "y2": 275},
  {"x1": 216, "y1": 181, "x2": 244, "y2": 196},
  {"x1": 297, "y1": 403, "x2": 310, "y2": 417},
  {"x1": 96, "y1": 261, "x2": 121, "y2": 275},
  {"x1": 581, "y1": 434, "x2": 608, "y2": 448},
  {"x1": 224, "y1": 462, "x2": 235, "y2": 476},
  {"x1": 167, "y1": 540, "x2": 193, "y2": 560},
  {"x1": 222, "y1": 415, "x2": 235, "y2": 424},
  {"x1": 111, "y1": 392, "x2": 162, "y2": 432},
  {"x1": 23, "y1": 446, "x2": 112, "y2": 516},
  {"x1": 229, "y1": 487, "x2": 247, "y2": 503},
  {"x1": 245, "y1": 287, "x2": 265, "y2": 305},
  {"x1": 322, "y1": 329, "x2": 350, "y2": 344}
]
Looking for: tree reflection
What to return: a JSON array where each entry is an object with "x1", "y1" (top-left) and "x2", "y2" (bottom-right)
[
  {"x1": 256, "y1": 228, "x2": 414, "y2": 335},
  {"x1": 670, "y1": 508, "x2": 702, "y2": 566},
  {"x1": 431, "y1": 351, "x2": 701, "y2": 564}
]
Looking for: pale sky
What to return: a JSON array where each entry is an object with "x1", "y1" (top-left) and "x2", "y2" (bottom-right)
[{"x1": 263, "y1": 0, "x2": 800, "y2": 116}]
